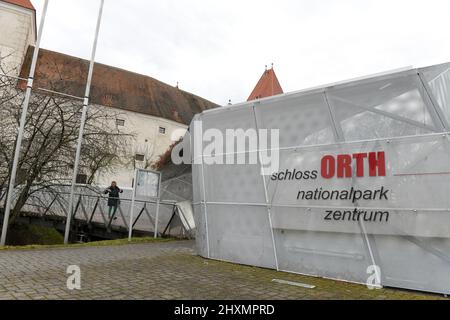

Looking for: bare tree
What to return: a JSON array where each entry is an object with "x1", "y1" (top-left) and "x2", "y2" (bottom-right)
[{"x1": 0, "y1": 65, "x2": 133, "y2": 224}]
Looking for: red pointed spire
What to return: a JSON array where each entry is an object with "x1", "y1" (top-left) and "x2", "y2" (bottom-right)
[
  {"x1": 248, "y1": 65, "x2": 283, "y2": 101},
  {"x1": 1, "y1": 0, "x2": 35, "y2": 10}
]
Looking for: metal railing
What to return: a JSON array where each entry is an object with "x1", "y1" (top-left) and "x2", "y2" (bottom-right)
[{"x1": 8, "y1": 186, "x2": 178, "y2": 237}]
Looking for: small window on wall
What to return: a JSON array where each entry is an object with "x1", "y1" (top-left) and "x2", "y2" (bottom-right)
[
  {"x1": 76, "y1": 174, "x2": 88, "y2": 184},
  {"x1": 159, "y1": 127, "x2": 166, "y2": 134},
  {"x1": 116, "y1": 119, "x2": 125, "y2": 127},
  {"x1": 135, "y1": 154, "x2": 145, "y2": 162}
]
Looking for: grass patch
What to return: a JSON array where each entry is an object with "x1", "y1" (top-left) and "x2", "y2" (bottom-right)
[
  {"x1": 0, "y1": 236, "x2": 175, "y2": 251},
  {"x1": 5, "y1": 224, "x2": 64, "y2": 246}
]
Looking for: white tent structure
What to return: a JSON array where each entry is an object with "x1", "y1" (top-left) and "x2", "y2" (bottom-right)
[{"x1": 191, "y1": 62, "x2": 450, "y2": 295}]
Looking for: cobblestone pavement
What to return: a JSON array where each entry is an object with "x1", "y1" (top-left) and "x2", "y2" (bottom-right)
[{"x1": 0, "y1": 241, "x2": 445, "y2": 300}]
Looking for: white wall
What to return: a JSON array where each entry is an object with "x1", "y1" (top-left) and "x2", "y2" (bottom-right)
[
  {"x1": 0, "y1": 2, "x2": 35, "y2": 76},
  {"x1": 95, "y1": 108, "x2": 188, "y2": 188}
]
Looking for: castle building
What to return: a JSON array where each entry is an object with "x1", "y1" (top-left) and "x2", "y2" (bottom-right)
[{"x1": 0, "y1": 0, "x2": 218, "y2": 188}]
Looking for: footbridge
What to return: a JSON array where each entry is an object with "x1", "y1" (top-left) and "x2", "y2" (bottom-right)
[{"x1": 0, "y1": 165, "x2": 194, "y2": 242}]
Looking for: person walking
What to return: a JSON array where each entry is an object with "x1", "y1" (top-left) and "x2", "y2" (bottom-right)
[{"x1": 104, "y1": 181, "x2": 123, "y2": 220}]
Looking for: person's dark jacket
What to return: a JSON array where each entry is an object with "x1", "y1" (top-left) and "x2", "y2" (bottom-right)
[{"x1": 104, "y1": 186, "x2": 123, "y2": 207}]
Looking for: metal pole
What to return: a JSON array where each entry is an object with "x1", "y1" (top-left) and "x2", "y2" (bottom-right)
[
  {"x1": 251, "y1": 104, "x2": 279, "y2": 271},
  {"x1": 153, "y1": 172, "x2": 162, "y2": 239},
  {"x1": 128, "y1": 169, "x2": 138, "y2": 241},
  {"x1": 200, "y1": 157, "x2": 210, "y2": 257},
  {"x1": 0, "y1": 0, "x2": 50, "y2": 246},
  {"x1": 64, "y1": 0, "x2": 105, "y2": 244},
  {"x1": 154, "y1": 198, "x2": 160, "y2": 238},
  {"x1": 195, "y1": 119, "x2": 211, "y2": 258}
]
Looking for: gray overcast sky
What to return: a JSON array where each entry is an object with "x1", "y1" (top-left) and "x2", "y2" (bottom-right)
[{"x1": 32, "y1": 0, "x2": 450, "y2": 105}]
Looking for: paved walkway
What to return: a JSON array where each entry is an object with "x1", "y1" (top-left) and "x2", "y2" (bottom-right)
[{"x1": 0, "y1": 241, "x2": 444, "y2": 300}]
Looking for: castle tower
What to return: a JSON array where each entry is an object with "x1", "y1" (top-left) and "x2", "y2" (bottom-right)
[
  {"x1": 247, "y1": 65, "x2": 284, "y2": 101},
  {"x1": 0, "y1": 0, "x2": 36, "y2": 76}
]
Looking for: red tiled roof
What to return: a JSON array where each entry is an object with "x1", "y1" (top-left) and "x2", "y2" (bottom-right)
[
  {"x1": 19, "y1": 47, "x2": 218, "y2": 124},
  {"x1": 248, "y1": 67, "x2": 284, "y2": 101},
  {"x1": 2, "y1": 0, "x2": 35, "y2": 10}
]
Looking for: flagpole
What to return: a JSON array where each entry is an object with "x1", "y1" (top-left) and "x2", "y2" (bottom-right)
[
  {"x1": 0, "y1": 0, "x2": 50, "y2": 246},
  {"x1": 64, "y1": 0, "x2": 105, "y2": 244}
]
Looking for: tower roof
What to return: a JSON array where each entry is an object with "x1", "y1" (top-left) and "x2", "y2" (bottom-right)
[
  {"x1": 1, "y1": 0, "x2": 35, "y2": 10},
  {"x1": 247, "y1": 66, "x2": 283, "y2": 101}
]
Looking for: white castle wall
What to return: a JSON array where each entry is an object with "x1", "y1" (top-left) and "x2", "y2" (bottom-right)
[
  {"x1": 94, "y1": 109, "x2": 187, "y2": 188},
  {"x1": 0, "y1": 1, "x2": 35, "y2": 76}
]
